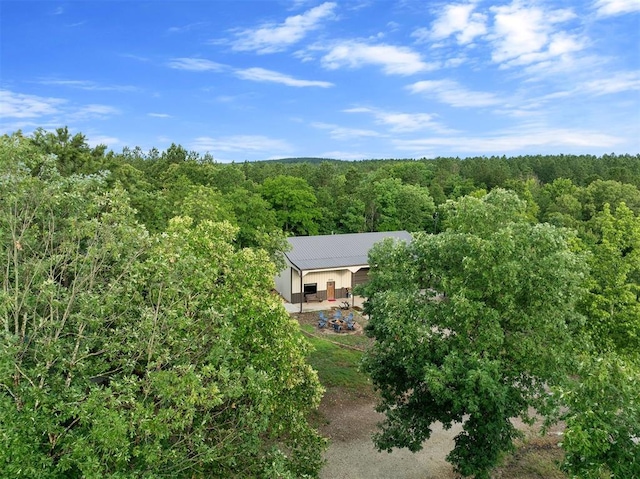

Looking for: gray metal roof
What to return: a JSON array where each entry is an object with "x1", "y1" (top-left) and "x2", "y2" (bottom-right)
[{"x1": 285, "y1": 231, "x2": 412, "y2": 271}]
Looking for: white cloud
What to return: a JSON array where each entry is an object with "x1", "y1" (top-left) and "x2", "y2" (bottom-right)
[
  {"x1": 394, "y1": 127, "x2": 622, "y2": 154},
  {"x1": 230, "y1": 2, "x2": 336, "y2": 53},
  {"x1": 344, "y1": 107, "x2": 450, "y2": 133},
  {"x1": 235, "y1": 68, "x2": 334, "y2": 87},
  {"x1": 321, "y1": 150, "x2": 368, "y2": 160},
  {"x1": 488, "y1": 2, "x2": 583, "y2": 67},
  {"x1": 0, "y1": 89, "x2": 65, "y2": 118},
  {"x1": 421, "y1": 3, "x2": 488, "y2": 45},
  {"x1": 594, "y1": 0, "x2": 640, "y2": 16},
  {"x1": 407, "y1": 79, "x2": 500, "y2": 108},
  {"x1": 148, "y1": 113, "x2": 171, "y2": 118},
  {"x1": 311, "y1": 122, "x2": 382, "y2": 140},
  {"x1": 71, "y1": 104, "x2": 121, "y2": 119},
  {"x1": 321, "y1": 41, "x2": 436, "y2": 75},
  {"x1": 167, "y1": 22, "x2": 207, "y2": 34},
  {"x1": 36, "y1": 79, "x2": 138, "y2": 92},
  {"x1": 86, "y1": 135, "x2": 120, "y2": 147},
  {"x1": 527, "y1": 71, "x2": 640, "y2": 104},
  {"x1": 167, "y1": 58, "x2": 226, "y2": 72},
  {"x1": 189, "y1": 135, "x2": 293, "y2": 155},
  {"x1": 581, "y1": 71, "x2": 640, "y2": 95}
]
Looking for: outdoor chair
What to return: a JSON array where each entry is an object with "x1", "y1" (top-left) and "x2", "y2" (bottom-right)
[
  {"x1": 345, "y1": 312, "x2": 355, "y2": 330},
  {"x1": 318, "y1": 312, "x2": 328, "y2": 328}
]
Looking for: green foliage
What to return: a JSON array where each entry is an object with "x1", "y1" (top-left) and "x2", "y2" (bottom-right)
[
  {"x1": 302, "y1": 328, "x2": 371, "y2": 390},
  {"x1": 260, "y1": 175, "x2": 321, "y2": 235},
  {"x1": 582, "y1": 203, "x2": 640, "y2": 354},
  {"x1": 557, "y1": 202, "x2": 640, "y2": 479},
  {"x1": 559, "y1": 355, "x2": 640, "y2": 479},
  {"x1": 360, "y1": 190, "x2": 587, "y2": 479},
  {"x1": 360, "y1": 177, "x2": 435, "y2": 232},
  {"x1": 0, "y1": 137, "x2": 325, "y2": 478},
  {"x1": 29, "y1": 126, "x2": 106, "y2": 176}
]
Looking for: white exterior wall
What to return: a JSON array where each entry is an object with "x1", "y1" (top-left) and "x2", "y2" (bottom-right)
[
  {"x1": 275, "y1": 265, "x2": 365, "y2": 302},
  {"x1": 300, "y1": 269, "x2": 352, "y2": 294},
  {"x1": 274, "y1": 267, "x2": 293, "y2": 302}
]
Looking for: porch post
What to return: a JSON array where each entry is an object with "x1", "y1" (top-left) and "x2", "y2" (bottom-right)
[{"x1": 299, "y1": 269, "x2": 303, "y2": 313}]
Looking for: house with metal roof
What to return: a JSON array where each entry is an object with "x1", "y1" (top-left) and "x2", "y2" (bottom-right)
[{"x1": 275, "y1": 231, "x2": 412, "y2": 311}]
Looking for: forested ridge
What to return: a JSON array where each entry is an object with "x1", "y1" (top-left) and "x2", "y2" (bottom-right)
[
  {"x1": 14, "y1": 128, "x2": 640, "y2": 238},
  {"x1": 2, "y1": 127, "x2": 639, "y2": 478}
]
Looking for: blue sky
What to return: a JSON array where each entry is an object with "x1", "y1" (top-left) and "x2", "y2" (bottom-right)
[{"x1": 1, "y1": 1, "x2": 639, "y2": 162}]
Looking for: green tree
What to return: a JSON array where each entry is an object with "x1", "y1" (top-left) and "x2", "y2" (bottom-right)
[
  {"x1": 29, "y1": 126, "x2": 107, "y2": 176},
  {"x1": 0, "y1": 138, "x2": 325, "y2": 478},
  {"x1": 108, "y1": 162, "x2": 167, "y2": 231},
  {"x1": 260, "y1": 175, "x2": 321, "y2": 235},
  {"x1": 180, "y1": 184, "x2": 236, "y2": 225},
  {"x1": 360, "y1": 177, "x2": 435, "y2": 232},
  {"x1": 580, "y1": 179, "x2": 640, "y2": 220},
  {"x1": 558, "y1": 202, "x2": 640, "y2": 478},
  {"x1": 559, "y1": 355, "x2": 640, "y2": 479},
  {"x1": 360, "y1": 189, "x2": 587, "y2": 479}
]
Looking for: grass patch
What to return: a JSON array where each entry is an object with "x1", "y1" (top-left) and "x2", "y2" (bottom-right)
[
  {"x1": 493, "y1": 437, "x2": 567, "y2": 479},
  {"x1": 304, "y1": 330, "x2": 372, "y2": 390},
  {"x1": 300, "y1": 324, "x2": 373, "y2": 349}
]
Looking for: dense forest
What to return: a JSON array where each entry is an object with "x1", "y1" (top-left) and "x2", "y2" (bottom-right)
[
  {"x1": 18, "y1": 127, "x2": 640, "y2": 238},
  {"x1": 2, "y1": 127, "x2": 639, "y2": 478}
]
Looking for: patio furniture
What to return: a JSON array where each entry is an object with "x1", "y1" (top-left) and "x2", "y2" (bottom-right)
[
  {"x1": 318, "y1": 312, "x2": 328, "y2": 328},
  {"x1": 345, "y1": 312, "x2": 355, "y2": 330}
]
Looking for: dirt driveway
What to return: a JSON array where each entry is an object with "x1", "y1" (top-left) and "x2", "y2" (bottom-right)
[{"x1": 318, "y1": 389, "x2": 460, "y2": 479}]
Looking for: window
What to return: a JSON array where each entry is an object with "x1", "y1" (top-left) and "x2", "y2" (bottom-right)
[{"x1": 303, "y1": 283, "x2": 317, "y2": 295}]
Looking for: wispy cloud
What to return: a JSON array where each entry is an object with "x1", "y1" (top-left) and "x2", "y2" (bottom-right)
[
  {"x1": 167, "y1": 59, "x2": 333, "y2": 88},
  {"x1": 321, "y1": 40, "x2": 437, "y2": 75},
  {"x1": 407, "y1": 79, "x2": 501, "y2": 108},
  {"x1": 394, "y1": 126, "x2": 622, "y2": 155},
  {"x1": 228, "y1": 2, "x2": 336, "y2": 53},
  {"x1": 68, "y1": 104, "x2": 121, "y2": 121},
  {"x1": 580, "y1": 71, "x2": 640, "y2": 95},
  {"x1": 167, "y1": 22, "x2": 208, "y2": 34},
  {"x1": 527, "y1": 71, "x2": 640, "y2": 105},
  {"x1": 0, "y1": 89, "x2": 65, "y2": 118},
  {"x1": 321, "y1": 150, "x2": 368, "y2": 160},
  {"x1": 36, "y1": 79, "x2": 138, "y2": 92},
  {"x1": 416, "y1": 3, "x2": 487, "y2": 45},
  {"x1": 311, "y1": 122, "x2": 382, "y2": 140},
  {"x1": 344, "y1": 107, "x2": 450, "y2": 133},
  {"x1": 120, "y1": 53, "x2": 152, "y2": 63},
  {"x1": 167, "y1": 58, "x2": 227, "y2": 72},
  {"x1": 148, "y1": 113, "x2": 171, "y2": 118},
  {"x1": 594, "y1": 0, "x2": 640, "y2": 16},
  {"x1": 1, "y1": 90, "x2": 121, "y2": 139},
  {"x1": 86, "y1": 134, "x2": 120, "y2": 147},
  {"x1": 235, "y1": 67, "x2": 333, "y2": 87},
  {"x1": 189, "y1": 135, "x2": 293, "y2": 155}
]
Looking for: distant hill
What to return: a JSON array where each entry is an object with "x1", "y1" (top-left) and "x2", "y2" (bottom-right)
[{"x1": 259, "y1": 157, "x2": 343, "y2": 164}]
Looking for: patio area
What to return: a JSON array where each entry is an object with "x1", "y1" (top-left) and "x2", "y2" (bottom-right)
[{"x1": 282, "y1": 295, "x2": 366, "y2": 314}]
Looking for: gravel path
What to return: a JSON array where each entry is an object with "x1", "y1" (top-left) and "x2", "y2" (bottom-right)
[{"x1": 319, "y1": 395, "x2": 460, "y2": 479}]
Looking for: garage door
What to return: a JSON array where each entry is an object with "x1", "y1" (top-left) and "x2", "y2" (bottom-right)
[{"x1": 352, "y1": 268, "x2": 370, "y2": 286}]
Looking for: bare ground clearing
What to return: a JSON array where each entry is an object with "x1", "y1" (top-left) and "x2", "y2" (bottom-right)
[{"x1": 294, "y1": 310, "x2": 566, "y2": 479}]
